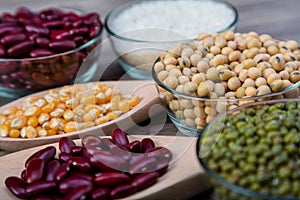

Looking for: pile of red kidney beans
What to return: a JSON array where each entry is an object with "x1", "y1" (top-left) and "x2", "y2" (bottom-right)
[
  {"x1": 5, "y1": 128, "x2": 173, "y2": 200},
  {"x1": 0, "y1": 7, "x2": 102, "y2": 92}
]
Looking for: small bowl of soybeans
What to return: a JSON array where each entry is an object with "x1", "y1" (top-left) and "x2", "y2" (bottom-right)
[
  {"x1": 197, "y1": 99, "x2": 300, "y2": 200},
  {"x1": 152, "y1": 30, "x2": 300, "y2": 136},
  {"x1": 0, "y1": 6, "x2": 103, "y2": 99}
]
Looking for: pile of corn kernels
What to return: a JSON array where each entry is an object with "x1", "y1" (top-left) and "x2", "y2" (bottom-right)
[{"x1": 0, "y1": 82, "x2": 140, "y2": 138}]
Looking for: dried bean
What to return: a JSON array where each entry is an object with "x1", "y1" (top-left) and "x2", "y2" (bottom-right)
[
  {"x1": 45, "y1": 160, "x2": 61, "y2": 181},
  {"x1": 129, "y1": 156, "x2": 157, "y2": 174},
  {"x1": 59, "y1": 137, "x2": 75, "y2": 154},
  {"x1": 89, "y1": 151, "x2": 127, "y2": 172},
  {"x1": 67, "y1": 157, "x2": 92, "y2": 172},
  {"x1": 65, "y1": 185, "x2": 93, "y2": 200},
  {"x1": 110, "y1": 184, "x2": 136, "y2": 199},
  {"x1": 93, "y1": 172, "x2": 131, "y2": 186},
  {"x1": 7, "y1": 40, "x2": 35, "y2": 57},
  {"x1": 90, "y1": 187, "x2": 111, "y2": 200},
  {"x1": 5, "y1": 176, "x2": 28, "y2": 199},
  {"x1": 140, "y1": 138, "x2": 155, "y2": 153},
  {"x1": 127, "y1": 140, "x2": 141, "y2": 152},
  {"x1": 146, "y1": 147, "x2": 173, "y2": 162},
  {"x1": 59, "y1": 176, "x2": 93, "y2": 194},
  {"x1": 132, "y1": 171, "x2": 159, "y2": 191},
  {"x1": 26, "y1": 158, "x2": 45, "y2": 184},
  {"x1": 111, "y1": 128, "x2": 129, "y2": 147},
  {"x1": 26, "y1": 180, "x2": 56, "y2": 196}
]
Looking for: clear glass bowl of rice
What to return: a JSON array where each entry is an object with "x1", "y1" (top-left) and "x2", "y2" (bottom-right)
[{"x1": 105, "y1": 0, "x2": 238, "y2": 80}]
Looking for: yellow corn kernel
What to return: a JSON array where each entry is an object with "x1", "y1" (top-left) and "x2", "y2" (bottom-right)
[
  {"x1": 0, "y1": 115, "x2": 6, "y2": 126},
  {"x1": 34, "y1": 98, "x2": 47, "y2": 107},
  {"x1": 27, "y1": 116, "x2": 38, "y2": 128},
  {"x1": 15, "y1": 110, "x2": 24, "y2": 116},
  {"x1": 25, "y1": 126, "x2": 37, "y2": 138},
  {"x1": 36, "y1": 127, "x2": 47, "y2": 137},
  {"x1": 42, "y1": 121, "x2": 50, "y2": 130},
  {"x1": 24, "y1": 106, "x2": 41, "y2": 117},
  {"x1": 65, "y1": 98, "x2": 79, "y2": 109},
  {"x1": 50, "y1": 108, "x2": 64, "y2": 118},
  {"x1": 96, "y1": 92, "x2": 108, "y2": 104},
  {"x1": 2, "y1": 106, "x2": 18, "y2": 116},
  {"x1": 118, "y1": 99, "x2": 130, "y2": 113},
  {"x1": 20, "y1": 127, "x2": 26, "y2": 138},
  {"x1": 4, "y1": 119, "x2": 11, "y2": 127},
  {"x1": 44, "y1": 93, "x2": 59, "y2": 104},
  {"x1": 0, "y1": 124, "x2": 10, "y2": 137},
  {"x1": 129, "y1": 96, "x2": 140, "y2": 107},
  {"x1": 111, "y1": 95, "x2": 121, "y2": 110},
  {"x1": 9, "y1": 129, "x2": 20, "y2": 138},
  {"x1": 10, "y1": 116, "x2": 27, "y2": 129},
  {"x1": 63, "y1": 110, "x2": 74, "y2": 121},
  {"x1": 106, "y1": 111, "x2": 121, "y2": 120},
  {"x1": 49, "y1": 118, "x2": 62, "y2": 130},
  {"x1": 81, "y1": 95, "x2": 96, "y2": 105},
  {"x1": 47, "y1": 129, "x2": 57, "y2": 136},
  {"x1": 64, "y1": 121, "x2": 80, "y2": 133},
  {"x1": 95, "y1": 116, "x2": 110, "y2": 125},
  {"x1": 41, "y1": 103, "x2": 55, "y2": 113},
  {"x1": 56, "y1": 103, "x2": 67, "y2": 110},
  {"x1": 81, "y1": 122, "x2": 95, "y2": 129},
  {"x1": 38, "y1": 113, "x2": 50, "y2": 124}
]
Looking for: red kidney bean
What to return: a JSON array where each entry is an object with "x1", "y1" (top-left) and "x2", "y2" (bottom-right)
[
  {"x1": 140, "y1": 138, "x2": 155, "y2": 153},
  {"x1": 0, "y1": 61, "x2": 18, "y2": 74},
  {"x1": 30, "y1": 48, "x2": 55, "y2": 58},
  {"x1": 65, "y1": 185, "x2": 93, "y2": 200},
  {"x1": 50, "y1": 30, "x2": 71, "y2": 40},
  {"x1": 146, "y1": 147, "x2": 173, "y2": 162},
  {"x1": 0, "y1": 25, "x2": 22, "y2": 36},
  {"x1": 84, "y1": 13, "x2": 100, "y2": 25},
  {"x1": 26, "y1": 158, "x2": 45, "y2": 184},
  {"x1": 25, "y1": 150, "x2": 40, "y2": 168},
  {"x1": 82, "y1": 135, "x2": 102, "y2": 147},
  {"x1": 41, "y1": 20, "x2": 64, "y2": 29},
  {"x1": 26, "y1": 180, "x2": 56, "y2": 196},
  {"x1": 0, "y1": 44, "x2": 5, "y2": 57},
  {"x1": 25, "y1": 24, "x2": 50, "y2": 35},
  {"x1": 5, "y1": 176, "x2": 28, "y2": 199},
  {"x1": 1, "y1": 14, "x2": 16, "y2": 22},
  {"x1": 127, "y1": 140, "x2": 141, "y2": 153},
  {"x1": 90, "y1": 22, "x2": 101, "y2": 38},
  {"x1": 35, "y1": 146, "x2": 56, "y2": 163},
  {"x1": 129, "y1": 156, "x2": 157, "y2": 175},
  {"x1": 54, "y1": 163, "x2": 70, "y2": 182},
  {"x1": 0, "y1": 32, "x2": 27, "y2": 46},
  {"x1": 72, "y1": 27, "x2": 89, "y2": 36},
  {"x1": 67, "y1": 157, "x2": 92, "y2": 172},
  {"x1": 73, "y1": 36, "x2": 84, "y2": 46},
  {"x1": 7, "y1": 40, "x2": 35, "y2": 57},
  {"x1": 45, "y1": 160, "x2": 61, "y2": 181},
  {"x1": 101, "y1": 138, "x2": 119, "y2": 150},
  {"x1": 59, "y1": 176, "x2": 93, "y2": 194},
  {"x1": 89, "y1": 151, "x2": 126, "y2": 172},
  {"x1": 110, "y1": 184, "x2": 136, "y2": 199},
  {"x1": 49, "y1": 39, "x2": 76, "y2": 52},
  {"x1": 69, "y1": 171, "x2": 93, "y2": 181},
  {"x1": 59, "y1": 137, "x2": 75, "y2": 154},
  {"x1": 59, "y1": 152, "x2": 72, "y2": 162},
  {"x1": 93, "y1": 172, "x2": 131, "y2": 187},
  {"x1": 129, "y1": 153, "x2": 147, "y2": 166},
  {"x1": 110, "y1": 145, "x2": 132, "y2": 162},
  {"x1": 70, "y1": 146, "x2": 83, "y2": 156},
  {"x1": 35, "y1": 37, "x2": 49, "y2": 47},
  {"x1": 16, "y1": 7, "x2": 34, "y2": 19},
  {"x1": 90, "y1": 187, "x2": 111, "y2": 200},
  {"x1": 155, "y1": 159, "x2": 169, "y2": 176},
  {"x1": 111, "y1": 128, "x2": 129, "y2": 147},
  {"x1": 132, "y1": 171, "x2": 159, "y2": 191},
  {"x1": 72, "y1": 19, "x2": 84, "y2": 28},
  {"x1": 21, "y1": 169, "x2": 28, "y2": 181},
  {"x1": 26, "y1": 32, "x2": 39, "y2": 40}
]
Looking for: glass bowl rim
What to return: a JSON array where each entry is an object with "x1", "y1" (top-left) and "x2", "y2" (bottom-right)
[
  {"x1": 104, "y1": 0, "x2": 238, "y2": 43},
  {"x1": 0, "y1": 7, "x2": 103, "y2": 62},
  {"x1": 196, "y1": 98, "x2": 300, "y2": 200},
  {"x1": 152, "y1": 57, "x2": 300, "y2": 102}
]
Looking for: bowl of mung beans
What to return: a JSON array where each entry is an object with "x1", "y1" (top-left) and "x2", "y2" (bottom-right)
[
  {"x1": 197, "y1": 99, "x2": 300, "y2": 200},
  {"x1": 152, "y1": 30, "x2": 300, "y2": 136}
]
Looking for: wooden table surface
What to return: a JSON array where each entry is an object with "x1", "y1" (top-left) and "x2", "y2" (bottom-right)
[{"x1": 0, "y1": 0, "x2": 300, "y2": 199}]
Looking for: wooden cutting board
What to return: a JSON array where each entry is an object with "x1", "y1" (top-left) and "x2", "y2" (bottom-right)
[
  {"x1": 0, "y1": 135, "x2": 210, "y2": 200},
  {"x1": 0, "y1": 80, "x2": 162, "y2": 152}
]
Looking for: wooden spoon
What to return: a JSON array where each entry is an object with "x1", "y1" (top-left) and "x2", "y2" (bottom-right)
[
  {"x1": 0, "y1": 80, "x2": 162, "y2": 152},
  {"x1": 0, "y1": 135, "x2": 210, "y2": 200}
]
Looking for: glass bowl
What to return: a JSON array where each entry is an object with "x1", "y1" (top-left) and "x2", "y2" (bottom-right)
[
  {"x1": 152, "y1": 57, "x2": 300, "y2": 136},
  {"x1": 105, "y1": 0, "x2": 238, "y2": 80},
  {"x1": 196, "y1": 99, "x2": 300, "y2": 200},
  {"x1": 0, "y1": 6, "x2": 103, "y2": 99}
]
